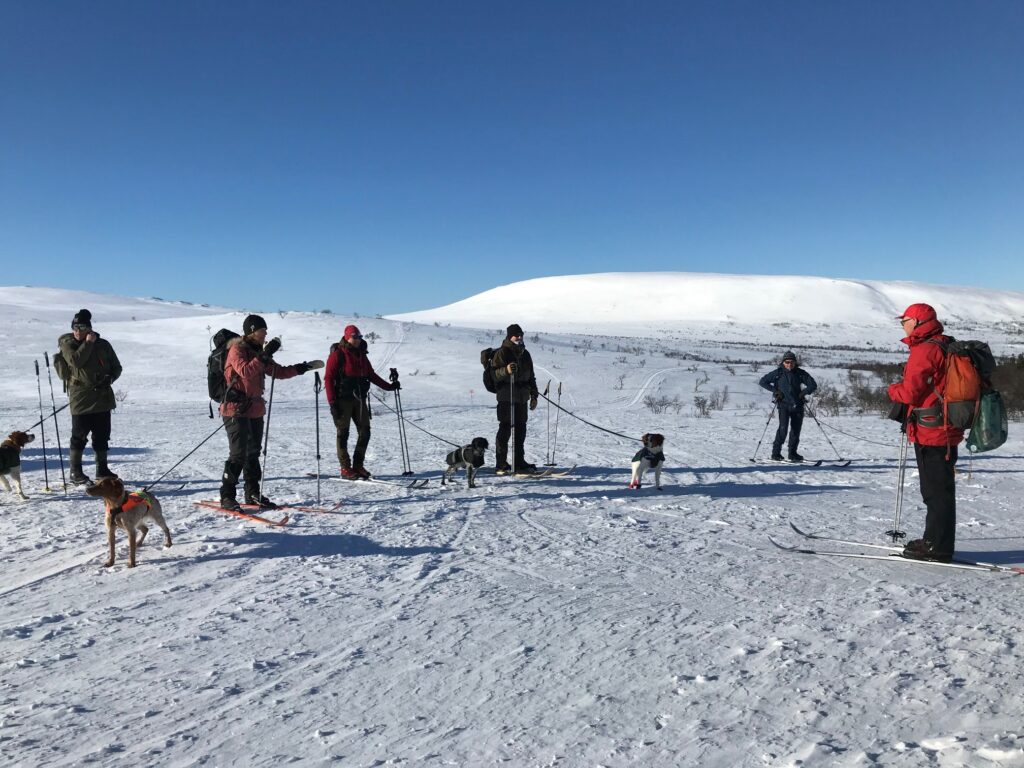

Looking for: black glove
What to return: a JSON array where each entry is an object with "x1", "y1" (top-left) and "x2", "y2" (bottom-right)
[
  {"x1": 773, "y1": 391, "x2": 784, "y2": 403},
  {"x1": 390, "y1": 381, "x2": 401, "y2": 391},
  {"x1": 529, "y1": 395, "x2": 538, "y2": 411},
  {"x1": 263, "y1": 337, "x2": 282, "y2": 357},
  {"x1": 799, "y1": 394, "x2": 807, "y2": 404},
  {"x1": 294, "y1": 362, "x2": 310, "y2": 375},
  {"x1": 330, "y1": 403, "x2": 342, "y2": 421}
]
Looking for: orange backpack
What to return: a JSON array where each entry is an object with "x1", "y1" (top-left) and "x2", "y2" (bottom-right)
[{"x1": 926, "y1": 338, "x2": 993, "y2": 430}]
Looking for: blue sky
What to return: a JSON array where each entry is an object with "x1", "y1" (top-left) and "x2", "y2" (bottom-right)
[{"x1": 2, "y1": 1, "x2": 1021, "y2": 315}]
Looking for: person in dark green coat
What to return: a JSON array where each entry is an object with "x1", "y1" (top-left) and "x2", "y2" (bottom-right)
[{"x1": 57, "y1": 309, "x2": 122, "y2": 484}]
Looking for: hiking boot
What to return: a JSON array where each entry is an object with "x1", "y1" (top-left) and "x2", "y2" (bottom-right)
[
  {"x1": 495, "y1": 462, "x2": 512, "y2": 475},
  {"x1": 517, "y1": 461, "x2": 537, "y2": 472},
  {"x1": 902, "y1": 538, "x2": 952, "y2": 563},
  {"x1": 219, "y1": 497, "x2": 243, "y2": 513},
  {"x1": 95, "y1": 449, "x2": 117, "y2": 479},
  {"x1": 245, "y1": 493, "x2": 278, "y2": 510},
  {"x1": 341, "y1": 468, "x2": 360, "y2": 480},
  {"x1": 354, "y1": 467, "x2": 371, "y2": 480},
  {"x1": 769, "y1": 453, "x2": 784, "y2": 462},
  {"x1": 788, "y1": 452, "x2": 804, "y2": 463},
  {"x1": 69, "y1": 448, "x2": 92, "y2": 485}
]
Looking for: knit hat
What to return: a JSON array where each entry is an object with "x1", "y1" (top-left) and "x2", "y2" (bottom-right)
[
  {"x1": 242, "y1": 314, "x2": 267, "y2": 335},
  {"x1": 344, "y1": 324, "x2": 361, "y2": 340},
  {"x1": 896, "y1": 303, "x2": 937, "y2": 324},
  {"x1": 782, "y1": 350, "x2": 797, "y2": 363},
  {"x1": 71, "y1": 309, "x2": 92, "y2": 330},
  {"x1": 506, "y1": 324, "x2": 524, "y2": 340}
]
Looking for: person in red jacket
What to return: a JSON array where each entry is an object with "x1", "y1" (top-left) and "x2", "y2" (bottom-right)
[
  {"x1": 325, "y1": 324, "x2": 398, "y2": 479},
  {"x1": 219, "y1": 314, "x2": 315, "y2": 511},
  {"x1": 888, "y1": 303, "x2": 964, "y2": 562}
]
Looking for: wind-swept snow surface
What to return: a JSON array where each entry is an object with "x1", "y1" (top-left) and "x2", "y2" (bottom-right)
[{"x1": 2, "y1": 285, "x2": 1024, "y2": 767}]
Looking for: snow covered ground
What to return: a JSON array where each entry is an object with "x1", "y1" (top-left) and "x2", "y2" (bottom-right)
[{"x1": 2, "y1": 281, "x2": 1024, "y2": 767}]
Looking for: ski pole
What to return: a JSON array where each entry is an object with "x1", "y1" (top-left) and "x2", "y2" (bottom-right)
[
  {"x1": 258, "y1": 373, "x2": 276, "y2": 504},
  {"x1": 808, "y1": 407, "x2": 845, "y2": 461},
  {"x1": 887, "y1": 430, "x2": 909, "y2": 543},
  {"x1": 389, "y1": 368, "x2": 413, "y2": 475},
  {"x1": 749, "y1": 401, "x2": 778, "y2": 462},
  {"x1": 314, "y1": 371, "x2": 322, "y2": 505},
  {"x1": 542, "y1": 381, "x2": 552, "y2": 465},
  {"x1": 510, "y1": 367, "x2": 516, "y2": 474},
  {"x1": 549, "y1": 381, "x2": 562, "y2": 465},
  {"x1": 43, "y1": 352, "x2": 68, "y2": 493},
  {"x1": 143, "y1": 421, "x2": 226, "y2": 493},
  {"x1": 34, "y1": 360, "x2": 51, "y2": 492}
]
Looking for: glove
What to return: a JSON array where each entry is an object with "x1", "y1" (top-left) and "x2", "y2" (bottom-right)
[
  {"x1": 390, "y1": 381, "x2": 401, "y2": 391},
  {"x1": 330, "y1": 403, "x2": 342, "y2": 421},
  {"x1": 529, "y1": 395, "x2": 538, "y2": 411},
  {"x1": 263, "y1": 337, "x2": 282, "y2": 357},
  {"x1": 773, "y1": 391, "x2": 784, "y2": 403},
  {"x1": 294, "y1": 362, "x2": 310, "y2": 375},
  {"x1": 506, "y1": 362, "x2": 518, "y2": 374},
  {"x1": 799, "y1": 394, "x2": 807, "y2": 404}
]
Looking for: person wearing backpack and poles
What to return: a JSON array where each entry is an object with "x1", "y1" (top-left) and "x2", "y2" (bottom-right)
[
  {"x1": 758, "y1": 350, "x2": 817, "y2": 462},
  {"x1": 888, "y1": 303, "x2": 965, "y2": 563},
  {"x1": 490, "y1": 324, "x2": 539, "y2": 474},
  {"x1": 57, "y1": 309, "x2": 123, "y2": 485},
  {"x1": 218, "y1": 314, "x2": 318, "y2": 512},
  {"x1": 324, "y1": 324, "x2": 398, "y2": 480}
]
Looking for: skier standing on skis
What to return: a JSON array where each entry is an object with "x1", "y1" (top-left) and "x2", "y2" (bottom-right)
[
  {"x1": 57, "y1": 309, "x2": 123, "y2": 485},
  {"x1": 325, "y1": 324, "x2": 398, "y2": 480},
  {"x1": 219, "y1": 314, "x2": 314, "y2": 511},
  {"x1": 490, "y1": 324, "x2": 539, "y2": 473},
  {"x1": 888, "y1": 303, "x2": 963, "y2": 563},
  {"x1": 759, "y1": 350, "x2": 817, "y2": 462}
]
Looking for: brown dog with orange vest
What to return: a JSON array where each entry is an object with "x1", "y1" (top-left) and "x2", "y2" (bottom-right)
[{"x1": 86, "y1": 477, "x2": 172, "y2": 568}]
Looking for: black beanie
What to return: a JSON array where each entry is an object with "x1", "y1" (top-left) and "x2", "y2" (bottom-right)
[
  {"x1": 71, "y1": 309, "x2": 92, "y2": 329},
  {"x1": 506, "y1": 324, "x2": 524, "y2": 340},
  {"x1": 243, "y1": 314, "x2": 268, "y2": 335},
  {"x1": 782, "y1": 350, "x2": 797, "y2": 363}
]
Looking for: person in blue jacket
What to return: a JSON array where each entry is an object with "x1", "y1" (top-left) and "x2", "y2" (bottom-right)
[{"x1": 759, "y1": 350, "x2": 817, "y2": 462}]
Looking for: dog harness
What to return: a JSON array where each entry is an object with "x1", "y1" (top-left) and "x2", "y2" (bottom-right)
[
  {"x1": 109, "y1": 490, "x2": 154, "y2": 521},
  {"x1": 632, "y1": 446, "x2": 664, "y2": 466}
]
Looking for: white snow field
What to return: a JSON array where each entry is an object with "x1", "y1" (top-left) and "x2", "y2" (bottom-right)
[{"x1": 2, "y1": 278, "x2": 1024, "y2": 768}]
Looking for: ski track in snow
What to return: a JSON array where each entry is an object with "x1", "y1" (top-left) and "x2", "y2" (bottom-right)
[{"x1": 3, "y1": 287, "x2": 1024, "y2": 766}]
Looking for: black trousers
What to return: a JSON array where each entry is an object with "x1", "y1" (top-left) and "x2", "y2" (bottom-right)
[
  {"x1": 70, "y1": 411, "x2": 112, "y2": 452},
  {"x1": 221, "y1": 416, "x2": 264, "y2": 498},
  {"x1": 332, "y1": 397, "x2": 371, "y2": 469},
  {"x1": 915, "y1": 443, "x2": 958, "y2": 554},
  {"x1": 772, "y1": 407, "x2": 804, "y2": 456},
  {"x1": 496, "y1": 401, "x2": 528, "y2": 467}
]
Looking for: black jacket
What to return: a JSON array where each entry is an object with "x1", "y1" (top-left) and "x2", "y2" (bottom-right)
[{"x1": 491, "y1": 340, "x2": 539, "y2": 404}]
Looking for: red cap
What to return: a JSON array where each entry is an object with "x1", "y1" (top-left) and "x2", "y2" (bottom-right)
[{"x1": 896, "y1": 303, "x2": 937, "y2": 323}]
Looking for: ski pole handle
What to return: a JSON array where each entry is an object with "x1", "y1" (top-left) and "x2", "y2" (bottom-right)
[
  {"x1": 35, "y1": 360, "x2": 39, "y2": 376},
  {"x1": 44, "y1": 351, "x2": 50, "y2": 367},
  {"x1": 314, "y1": 371, "x2": 322, "y2": 393}
]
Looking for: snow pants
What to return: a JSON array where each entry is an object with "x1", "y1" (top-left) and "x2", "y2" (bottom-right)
[
  {"x1": 914, "y1": 443, "x2": 958, "y2": 555},
  {"x1": 69, "y1": 411, "x2": 112, "y2": 452},
  {"x1": 496, "y1": 400, "x2": 528, "y2": 468},
  {"x1": 332, "y1": 396, "x2": 371, "y2": 470},
  {"x1": 221, "y1": 415, "x2": 264, "y2": 501},
  {"x1": 772, "y1": 407, "x2": 804, "y2": 457}
]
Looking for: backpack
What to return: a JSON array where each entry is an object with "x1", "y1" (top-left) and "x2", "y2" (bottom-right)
[
  {"x1": 926, "y1": 337, "x2": 995, "y2": 430},
  {"x1": 480, "y1": 348, "x2": 497, "y2": 393},
  {"x1": 53, "y1": 349, "x2": 71, "y2": 390},
  {"x1": 966, "y1": 390, "x2": 1008, "y2": 453},
  {"x1": 207, "y1": 329, "x2": 240, "y2": 402}
]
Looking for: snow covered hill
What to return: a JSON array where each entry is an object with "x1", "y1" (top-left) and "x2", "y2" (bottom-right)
[
  {"x1": 2, "y1": 285, "x2": 1024, "y2": 767},
  {"x1": 390, "y1": 272, "x2": 1024, "y2": 348}
]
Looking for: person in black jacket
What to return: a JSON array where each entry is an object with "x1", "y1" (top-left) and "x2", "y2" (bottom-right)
[
  {"x1": 759, "y1": 350, "x2": 817, "y2": 462},
  {"x1": 490, "y1": 324, "x2": 539, "y2": 474}
]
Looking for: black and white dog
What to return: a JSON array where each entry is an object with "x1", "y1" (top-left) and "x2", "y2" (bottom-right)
[
  {"x1": 0, "y1": 431, "x2": 35, "y2": 500},
  {"x1": 443, "y1": 438, "x2": 489, "y2": 488},
  {"x1": 629, "y1": 433, "x2": 665, "y2": 490}
]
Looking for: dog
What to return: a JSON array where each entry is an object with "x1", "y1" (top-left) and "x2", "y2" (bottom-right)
[
  {"x1": 0, "y1": 431, "x2": 35, "y2": 499},
  {"x1": 629, "y1": 433, "x2": 665, "y2": 490},
  {"x1": 85, "y1": 477, "x2": 172, "y2": 568},
  {"x1": 443, "y1": 437, "x2": 489, "y2": 488}
]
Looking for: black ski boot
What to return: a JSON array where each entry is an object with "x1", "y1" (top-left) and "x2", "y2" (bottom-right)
[
  {"x1": 219, "y1": 497, "x2": 243, "y2": 513},
  {"x1": 69, "y1": 448, "x2": 92, "y2": 486},
  {"x1": 245, "y1": 492, "x2": 279, "y2": 510},
  {"x1": 95, "y1": 449, "x2": 118, "y2": 480}
]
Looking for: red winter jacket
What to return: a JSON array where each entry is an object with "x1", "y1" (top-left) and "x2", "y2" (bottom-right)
[
  {"x1": 220, "y1": 337, "x2": 300, "y2": 418},
  {"x1": 887, "y1": 318, "x2": 965, "y2": 448},
  {"x1": 325, "y1": 338, "x2": 394, "y2": 406}
]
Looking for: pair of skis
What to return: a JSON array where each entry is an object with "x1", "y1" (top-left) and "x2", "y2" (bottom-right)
[
  {"x1": 751, "y1": 458, "x2": 852, "y2": 468},
  {"x1": 307, "y1": 473, "x2": 430, "y2": 489},
  {"x1": 495, "y1": 465, "x2": 576, "y2": 480},
  {"x1": 773, "y1": 522, "x2": 1024, "y2": 574},
  {"x1": 193, "y1": 499, "x2": 343, "y2": 527}
]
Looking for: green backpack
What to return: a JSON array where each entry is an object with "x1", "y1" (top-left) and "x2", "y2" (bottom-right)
[{"x1": 966, "y1": 390, "x2": 1008, "y2": 453}]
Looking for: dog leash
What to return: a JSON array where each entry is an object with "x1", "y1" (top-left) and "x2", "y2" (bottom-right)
[
  {"x1": 370, "y1": 391, "x2": 462, "y2": 448},
  {"x1": 538, "y1": 392, "x2": 640, "y2": 443}
]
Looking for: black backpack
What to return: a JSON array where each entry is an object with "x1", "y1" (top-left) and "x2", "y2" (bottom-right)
[
  {"x1": 208, "y1": 329, "x2": 240, "y2": 402},
  {"x1": 480, "y1": 347, "x2": 497, "y2": 393}
]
